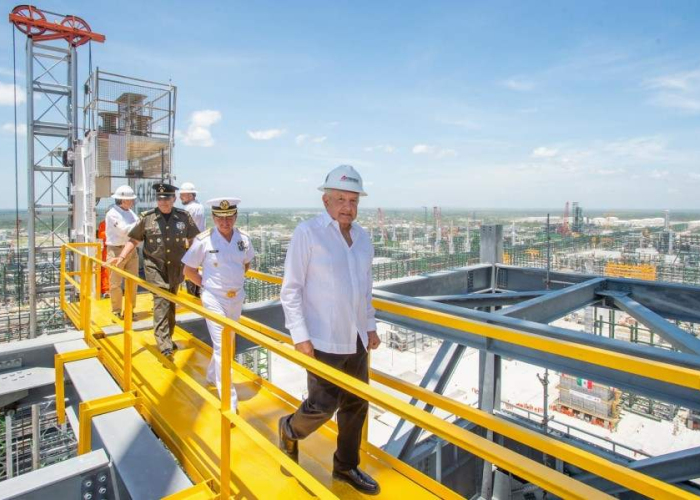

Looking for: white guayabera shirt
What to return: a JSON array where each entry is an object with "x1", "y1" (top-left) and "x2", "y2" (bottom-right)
[
  {"x1": 105, "y1": 205, "x2": 138, "y2": 246},
  {"x1": 281, "y1": 212, "x2": 376, "y2": 355},
  {"x1": 183, "y1": 200, "x2": 206, "y2": 232}
]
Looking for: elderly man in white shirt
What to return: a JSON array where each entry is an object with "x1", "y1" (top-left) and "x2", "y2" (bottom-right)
[
  {"x1": 278, "y1": 165, "x2": 381, "y2": 495},
  {"x1": 105, "y1": 185, "x2": 139, "y2": 318}
]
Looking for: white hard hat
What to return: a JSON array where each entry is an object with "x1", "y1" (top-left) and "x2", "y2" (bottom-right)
[
  {"x1": 112, "y1": 185, "x2": 137, "y2": 200},
  {"x1": 317, "y1": 164, "x2": 367, "y2": 196},
  {"x1": 179, "y1": 182, "x2": 198, "y2": 194}
]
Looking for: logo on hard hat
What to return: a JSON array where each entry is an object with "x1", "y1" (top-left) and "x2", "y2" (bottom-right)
[
  {"x1": 220, "y1": 200, "x2": 230, "y2": 210},
  {"x1": 340, "y1": 175, "x2": 359, "y2": 183}
]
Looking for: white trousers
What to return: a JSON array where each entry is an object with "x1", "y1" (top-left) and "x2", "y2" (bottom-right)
[{"x1": 201, "y1": 288, "x2": 245, "y2": 409}]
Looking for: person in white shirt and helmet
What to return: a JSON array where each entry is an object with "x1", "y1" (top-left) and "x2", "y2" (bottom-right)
[
  {"x1": 180, "y1": 182, "x2": 206, "y2": 298},
  {"x1": 278, "y1": 165, "x2": 381, "y2": 495},
  {"x1": 105, "y1": 185, "x2": 139, "y2": 319},
  {"x1": 181, "y1": 197, "x2": 255, "y2": 411}
]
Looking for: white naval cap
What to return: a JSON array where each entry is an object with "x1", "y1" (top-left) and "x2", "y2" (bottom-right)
[{"x1": 206, "y1": 197, "x2": 241, "y2": 217}]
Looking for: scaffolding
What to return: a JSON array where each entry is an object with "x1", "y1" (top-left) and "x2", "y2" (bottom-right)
[{"x1": 0, "y1": 401, "x2": 77, "y2": 481}]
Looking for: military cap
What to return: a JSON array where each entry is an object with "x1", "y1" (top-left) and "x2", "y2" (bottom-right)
[
  {"x1": 207, "y1": 197, "x2": 241, "y2": 217},
  {"x1": 153, "y1": 183, "x2": 178, "y2": 199}
]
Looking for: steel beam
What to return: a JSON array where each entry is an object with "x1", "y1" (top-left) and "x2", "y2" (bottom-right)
[
  {"x1": 417, "y1": 291, "x2": 550, "y2": 308},
  {"x1": 373, "y1": 290, "x2": 700, "y2": 410},
  {"x1": 497, "y1": 265, "x2": 700, "y2": 323},
  {"x1": 498, "y1": 278, "x2": 606, "y2": 323},
  {"x1": 598, "y1": 291, "x2": 700, "y2": 355},
  {"x1": 575, "y1": 446, "x2": 700, "y2": 495},
  {"x1": 384, "y1": 341, "x2": 466, "y2": 458}
]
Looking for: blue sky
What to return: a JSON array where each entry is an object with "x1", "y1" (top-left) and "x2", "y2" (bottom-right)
[{"x1": 1, "y1": 1, "x2": 699, "y2": 209}]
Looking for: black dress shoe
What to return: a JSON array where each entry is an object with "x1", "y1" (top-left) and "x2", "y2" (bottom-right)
[
  {"x1": 332, "y1": 468, "x2": 380, "y2": 495},
  {"x1": 161, "y1": 348, "x2": 175, "y2": 360},
  {"x1": 278, "y1": 416, "x2": 298, "y2": 461}
]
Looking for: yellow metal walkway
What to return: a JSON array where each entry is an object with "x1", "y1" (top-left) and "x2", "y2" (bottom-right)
[
  {"x1": 58, "y1": 244, "x2": 700, "y2": 499},
  {"x1": 64, "y1": 292, "x2": 452, "y2": 499}
]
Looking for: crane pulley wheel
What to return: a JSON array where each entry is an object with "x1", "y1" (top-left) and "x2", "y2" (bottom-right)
[
  {"x1": 11, "y1": 4, "x2": 46, "y2": 35},
  {"x1": 60, "y1": 15, "x2": 92, "y2": 46}
]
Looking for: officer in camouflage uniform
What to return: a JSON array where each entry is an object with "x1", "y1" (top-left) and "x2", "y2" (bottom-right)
[{"x1": 111, "y1": 183, "x2": 200, "y2": 357}]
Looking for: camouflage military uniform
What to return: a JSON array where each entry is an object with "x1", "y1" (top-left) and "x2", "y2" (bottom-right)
[{"x1": 128, "y1": 207, "x2": 199, "y2": 352}]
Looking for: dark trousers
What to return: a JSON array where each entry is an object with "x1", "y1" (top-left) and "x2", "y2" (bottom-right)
[
  {"x1": 153, "y1": 284, "x2": 179, "y2": 352},
  {"x1": 185, "y1": 280, "x2": 201, "y2": 298},
  {"x1": 285, "y1": 336, "x2": 369, "y2": 472}
]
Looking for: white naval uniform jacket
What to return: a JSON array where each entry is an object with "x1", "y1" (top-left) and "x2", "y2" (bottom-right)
[
  {"x1": 181, "y1": 228, "x2": 255, "y2": 297},
  {"x1": 280, "y1": 212, "x2": 377, "y2": 355}
]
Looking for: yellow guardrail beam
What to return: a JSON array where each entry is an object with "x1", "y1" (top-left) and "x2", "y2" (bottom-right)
[
  {"x1": 78, "y1": 391, "x2": 138, "y2": 455},
  {"x1": 371, "y1": 370, "x2": 696, "y2": 500},
  {"x1": 55, "y1": 348, "x2": 100, "y2": 425},
  {"x1": 373, "y1": 297, "x2": 700, "y2": 392},
  {"x1": 60, "y1": 247, "x2": 700, "y2": 499},
  {"x1": 245, "y1": 269, "x2": 700, "y2": 392}
]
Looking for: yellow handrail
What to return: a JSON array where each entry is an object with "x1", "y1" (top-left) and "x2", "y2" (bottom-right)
[{"x1": 59, "y1": 245, "x2": 700, "y2": 500}]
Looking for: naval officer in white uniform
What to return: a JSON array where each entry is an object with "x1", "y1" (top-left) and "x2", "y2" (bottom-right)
[{"x1": 181, "y1": 197, "x2": 255, "y2": 410}]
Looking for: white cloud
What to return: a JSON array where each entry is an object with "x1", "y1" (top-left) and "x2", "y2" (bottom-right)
[
  {"x1": 176, "y1": 109, "x2": 222, "y2": 147},
  {"x1": 0, "y1": 82, "x2": 25, "y2": 106},
  {"x1": 1, "y1": 123, "x2": 26, "y2": 136},
  {"x1": 364, "y1": 144, "x2": 396, "y2": 153},
  {"x1": 438, "y1": 117, "x2": 480, "y2": 130},
  {"x1": 647, "y1": 69, "x2": 700, "y2": 92},
  {"x1": 594, "y1": 168, "x2": 625, "y2": 176},
  {"x1": 296, "y1": 134, "x2": 326, "y2": 145},
  {"x1": 646, "y1": 69, "x2": 700, "y2": 114},
  {"x1": 650, "y1": 93, "x2": 700, "y2": 113},
  {"x1": 248, "y1": 128, "x2": 286, "y2": 141},
  {"x1": 501, "y1": 77, "x2": 535, "y2": 92},
  {"x1": 532, "y1": 146, "x2": 558, "y2": 158},
  {"x1": 603, "y1": 136, "x2": 666, "y2": 161},
  {"x1": 412, "y1": 144, "x2": 434, "y2": 154},
  {"x1": 649, "y1": 169, "x2": 668, "y2": 179},
  {"x1": 437, "y1": 148, "x2": 458, "y2": 158}
]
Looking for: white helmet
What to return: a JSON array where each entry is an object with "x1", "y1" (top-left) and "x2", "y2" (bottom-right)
[
  {"x1": 112, "y1": 185, "x2": 137, "y2": 200},
  {"x1": 317, "y1": 164, "x2": 367, "y2": 196},
  {"x1": 180, "y1": 182, "x2": 198, "y2": 194}
]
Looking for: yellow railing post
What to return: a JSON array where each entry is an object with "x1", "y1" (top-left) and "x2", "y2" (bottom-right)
[
  {"x1": 220, "y1": 413, "x2": 232, "y2": 499},
  {"x1": 54, "y1": 348, "x2": 100, "y2": 425},
  {"x1": 79, "y1": 254, "x2": 86, "y2": 330},
  {"x1": 78, "y1": 392, "x2": 138, "y2": 455},
  {"x1": 82, "y1": 257, "x2": 94, "y2": 343},
  {"x1": 59, "y1": 245, "x2": 66, "y2": 312},
  {"x1": 123, "y1": 279, "x2": 134, "y2": 392},
  {"x1": 220, "y1": 326, "x2": 234, "y2": 499}
]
